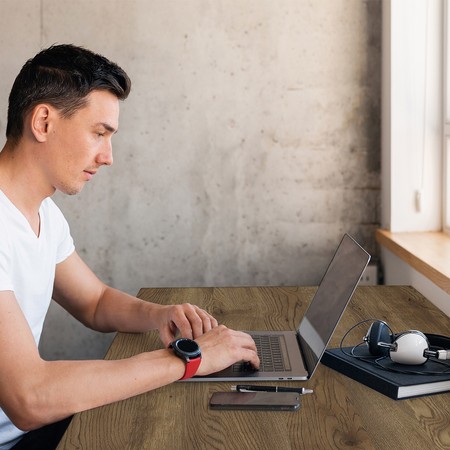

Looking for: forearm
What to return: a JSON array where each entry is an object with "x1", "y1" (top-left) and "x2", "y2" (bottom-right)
[
  {"x1": 7, "y1": 349, "x2": 185, "y2": 431},
  {"x1": 90, "y1": 286, "x2": 161, "y2": 333},
  {"x1": 53, "y1": 252, "x2": 165, "y2": 334},
  {"x1": 26, "y1": 326, "x2": 260, "y2": 430},
  {"x1": 54, "y1": 253, "x2": 215, "y2": 341},
  {"x1": 89, "y1": 287, "x2": 216, "y2": 348}
]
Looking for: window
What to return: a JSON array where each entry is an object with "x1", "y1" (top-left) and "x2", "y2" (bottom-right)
[
  {"x1": 445, "y1": 0, "x2": 450, "y2": 232},
  {"x1": 382, "y1": 0, "x2": 442, "y2": 233}
]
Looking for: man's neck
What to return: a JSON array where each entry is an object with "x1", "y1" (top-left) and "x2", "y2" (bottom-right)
[{"x1": 0, "y1": 141, "x2": 54, "y2": 229}]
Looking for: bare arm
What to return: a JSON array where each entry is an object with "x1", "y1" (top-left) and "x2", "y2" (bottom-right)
[
  {"x1": 52, "y1": 251, "x2": 217, "y2": 346},
  {"x1": 0, "y1": 290, "x2": 186, "y2": 430},
  {"x1": 0, "y1": 253, "x2": 259, "y2": 431}
]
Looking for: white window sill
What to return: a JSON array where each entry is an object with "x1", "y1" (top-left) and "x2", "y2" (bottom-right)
[{"x1": 376, "y1": 229, "x2": 450, "y2": 295}]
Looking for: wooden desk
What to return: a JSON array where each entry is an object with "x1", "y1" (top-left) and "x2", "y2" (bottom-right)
[{"x1": 58, "y1": 286, "x2": 450, "y2": 450}]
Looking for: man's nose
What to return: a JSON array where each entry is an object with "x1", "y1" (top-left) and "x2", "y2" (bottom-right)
[{"x1": 97, "y1": 141, "x2": 113, "y2": 166}]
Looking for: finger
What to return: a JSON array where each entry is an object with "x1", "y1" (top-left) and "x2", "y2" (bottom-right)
[
  {"x1": 174, "y1": 315, "x2": 194, "y2": 340},
  {"x1": 195, "y1": 326, "x2": 261, "y2": 374},
  {"x1": 180, "y1": 305, "x2": 217, "y2": 339},
  {"x1": 160, "y1": 322, "x2": 179, "y2": 348},
  {"x1": 183, "y1": 307, "x2": 205, "y2": 340},
  {"x1": 174, "y1": 304, "x2": 209, "y2": 340},
  {"x1": 230, "y1": 331, "x2": 260, "y2": 368},
  {"x1": 241, "y1": 349, "x2": 261, "y2": 369},
  {"x1": 193, "y1": 307, "x2": 218, "y2": 335},
  {"x1": 234, "y1": 330, "x2": 258, "y2": 350}
]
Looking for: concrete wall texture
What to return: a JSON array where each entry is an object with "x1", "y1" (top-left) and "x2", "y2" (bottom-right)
[{"x1": 0, "y1": 0, "x2": 381, "y2": 359}]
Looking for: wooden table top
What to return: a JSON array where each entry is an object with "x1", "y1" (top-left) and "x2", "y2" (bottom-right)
[{"x1": 58, "y1": 286, "x2": 450, "y2": 450}]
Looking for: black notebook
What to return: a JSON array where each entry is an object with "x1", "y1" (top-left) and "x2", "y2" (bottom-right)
[{"x1": 321, "y1": 347, "x2": 450, "y2": 400}]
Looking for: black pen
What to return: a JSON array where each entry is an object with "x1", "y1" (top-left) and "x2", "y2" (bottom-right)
[{"x1": 231, "y1": 384, "x2": 313, "y2": 395}]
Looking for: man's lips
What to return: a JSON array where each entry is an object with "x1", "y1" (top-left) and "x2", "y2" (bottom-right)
[{"x1": 83, "y1": 169, "x2": 97, "y2": 180}]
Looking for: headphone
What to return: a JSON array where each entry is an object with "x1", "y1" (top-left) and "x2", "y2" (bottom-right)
[{"x1": 364, "y1": 321, "x2": 450, "y2": 366}]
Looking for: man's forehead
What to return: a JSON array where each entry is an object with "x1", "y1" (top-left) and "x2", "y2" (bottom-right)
[{"x1": 84, "y1": 90, "x2": 120, "y2": 128}]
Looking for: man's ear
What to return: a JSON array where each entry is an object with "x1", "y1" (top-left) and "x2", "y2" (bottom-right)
[{"x1": 30, "y1": 104, "x2": 52, "y2": 143}]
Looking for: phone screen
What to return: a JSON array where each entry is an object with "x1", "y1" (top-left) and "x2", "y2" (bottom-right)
[{"x1": 209, "y1": 392, "x2": 300, "y2": 411}]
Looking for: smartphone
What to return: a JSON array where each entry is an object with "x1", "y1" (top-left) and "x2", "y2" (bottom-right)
[{"x1": 209, "y1": 391, "x2": 300, "y2": 411}]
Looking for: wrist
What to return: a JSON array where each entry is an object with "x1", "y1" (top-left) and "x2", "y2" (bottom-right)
[
  {"x1": 142, "y1": 302, "x2": 164, "y2": 330},
  {"x1": 166, "y1": 349, "x2": 187, "y2": 381},
  {"x1": 169, "y1": 338, "x2": 202, "y2": 380}
]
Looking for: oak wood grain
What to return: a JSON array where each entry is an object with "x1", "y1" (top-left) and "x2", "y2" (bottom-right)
[{"x1": 58, "y1": 286, "x2": 450, "y2": 450}]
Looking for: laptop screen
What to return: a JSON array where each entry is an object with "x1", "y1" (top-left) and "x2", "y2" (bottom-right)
[{"x1": 297, "y1": 234, "x2": 370, "y2": 378}]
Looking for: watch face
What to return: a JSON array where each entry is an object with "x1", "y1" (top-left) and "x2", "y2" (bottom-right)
[{"x1": 176, "y1": 338, "x2": 201, "y2": 357}]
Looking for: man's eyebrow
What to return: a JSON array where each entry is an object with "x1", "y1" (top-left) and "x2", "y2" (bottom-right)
[{"x1": 97, "y1": 122, "x2": 118, "y2": 134}]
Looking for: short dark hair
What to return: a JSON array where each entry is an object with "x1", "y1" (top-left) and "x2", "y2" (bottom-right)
[{"x1": 6, "y1": 44, "x2": 131, "y2": 142}]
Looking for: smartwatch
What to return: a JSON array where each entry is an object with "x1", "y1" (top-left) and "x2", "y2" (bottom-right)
[{"x1": 169, "y1": 338, "x2": 202, "y2": 380}]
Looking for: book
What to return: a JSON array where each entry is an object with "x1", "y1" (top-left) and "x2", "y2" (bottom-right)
[{"x1": 321, "y1": 347, "x2": 450, "y2": 400}]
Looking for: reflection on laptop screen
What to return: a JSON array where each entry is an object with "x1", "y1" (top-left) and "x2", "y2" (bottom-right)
[{"x1": 298, "y1": 234, "x2": 370, "y2": 377}]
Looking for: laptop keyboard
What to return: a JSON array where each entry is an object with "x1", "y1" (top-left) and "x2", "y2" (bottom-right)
[{"x1": 233, "y1": 334, "x2": 290, "y2": 372}]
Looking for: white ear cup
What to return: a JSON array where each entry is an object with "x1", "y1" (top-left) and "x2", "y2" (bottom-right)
[{"x1": 389, "y1": 331, "x2": 429, "y2": 365}]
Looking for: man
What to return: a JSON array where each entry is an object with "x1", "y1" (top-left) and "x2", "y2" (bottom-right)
[{"x1": 0, "y1": 44, "x2": 259, "y2": 449}]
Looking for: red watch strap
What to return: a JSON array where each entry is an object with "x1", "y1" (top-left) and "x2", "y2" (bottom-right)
[{"x1": 180, "y1": 356, "x2": 202, "y2": 380}]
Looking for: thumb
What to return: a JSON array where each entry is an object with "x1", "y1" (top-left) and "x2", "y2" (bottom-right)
[{"x1": 160, "y1": 323, "x2": 178, "y2": 348}]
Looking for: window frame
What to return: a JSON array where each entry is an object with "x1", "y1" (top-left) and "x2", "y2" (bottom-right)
[{"x1": 444, "y1": 0, "x2": 450, "y2": 233}]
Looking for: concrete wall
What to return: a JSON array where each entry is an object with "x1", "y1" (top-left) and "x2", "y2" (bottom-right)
[{"x1": 0, "y1": 0, "x2": 381, "y2": 359}]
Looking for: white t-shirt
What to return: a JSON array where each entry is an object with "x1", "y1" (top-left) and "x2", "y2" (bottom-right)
[{"x1": 0, "y1": 190, "x2": 75, "y2": 449}]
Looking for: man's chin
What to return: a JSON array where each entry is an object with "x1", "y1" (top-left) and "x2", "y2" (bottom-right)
[{"x1": 57, "y1": 183, "x2": 85, "y2": 196}]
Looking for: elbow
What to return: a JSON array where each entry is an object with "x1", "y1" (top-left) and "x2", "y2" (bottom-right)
[
  {"x1": 9, "y1": 417, "x2": 41, "y2": 433},
  {"x1": 15, "y1": 411, "x2": 48, "y2": 432},
  {"x1": 4, "y1": 389, "x2": 52, "y2": 431},
  {"x1": 7, "y1": 403, "x2": 48, "y2": 432},
  {"x1": 2, "y1": 360, "x2": 72, "y2": 431}
]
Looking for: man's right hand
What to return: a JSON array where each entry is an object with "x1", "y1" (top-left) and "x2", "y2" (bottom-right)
[{"x1": 193, "y1": 325, "x2": 260, "y2": 376}]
